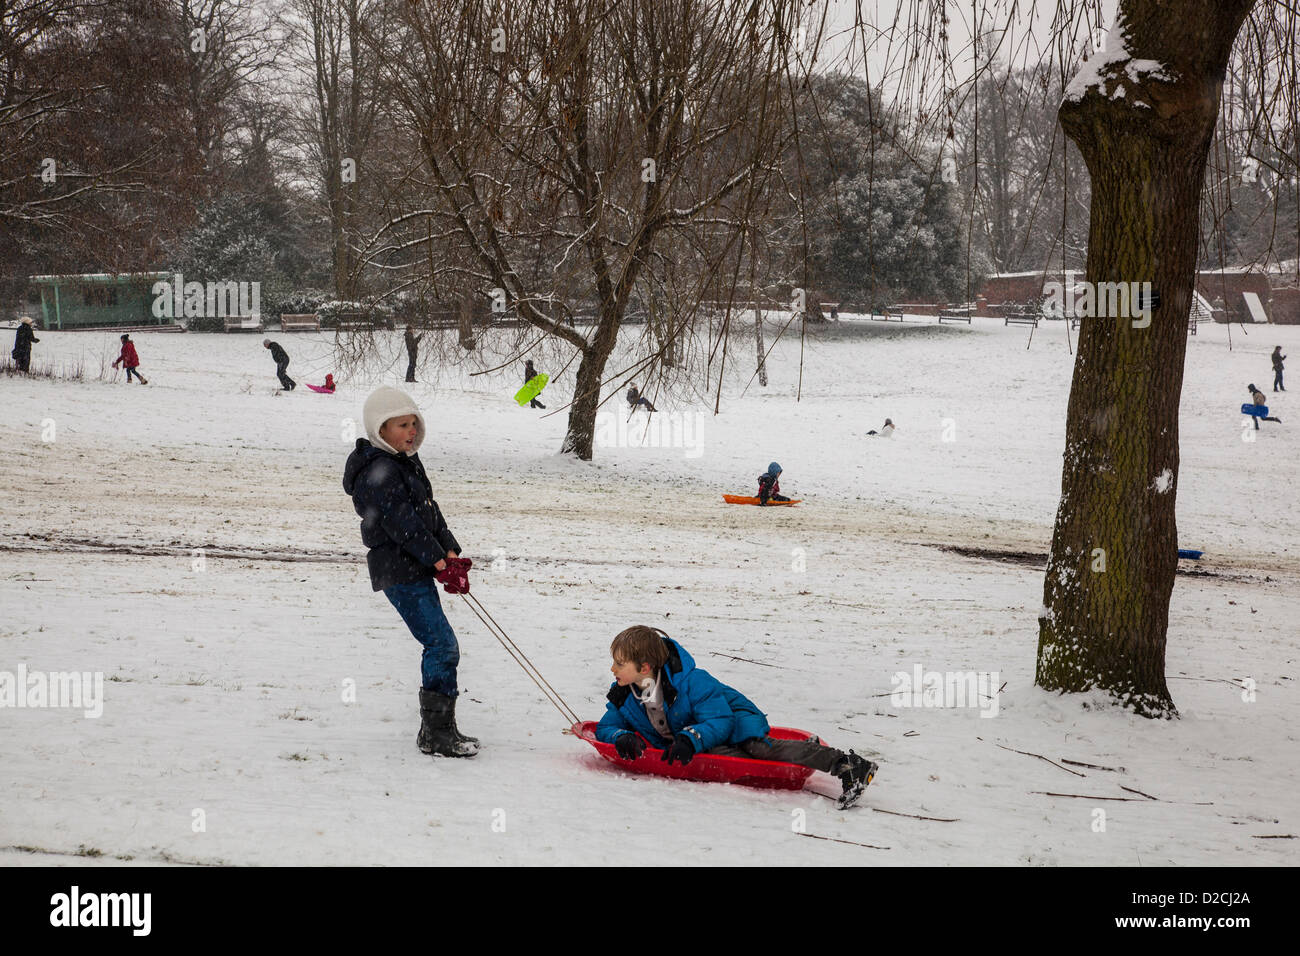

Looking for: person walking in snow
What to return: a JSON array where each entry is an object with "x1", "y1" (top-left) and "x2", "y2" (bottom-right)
[
  {"x1": 1248, "y1": 383, "x2": 1282, "y2": 430},
  {"x1": 263, "y1": 338, "x2": 295, "y2": 391},
  {"x1": 342, "y1": 386, "x2": 478, "y2": 758},
  {"x1": 626, "y1": 383, "x2": 656, "y2": 413},
  {"x1": 756, "y1": 461, "x2": 790, "y2": 505},
  {"x1": 10, "y1": 316, "x2": 38, "y2": 372},
  {"x1": 1273, "y1": 346, "x2": 1286, "y2": 392},
  {"x1": 866, "y1": 418, "x2": 895, "y2": 437},
  {"x1": 404, "y1": 325, "x2": 422, "y2": 383},
  {"x1": 523, "y1": 358, "x2": 545, "y2": 409},
  {"x1": 111, "y1": 334, "x2": 148, "y2": 384}
]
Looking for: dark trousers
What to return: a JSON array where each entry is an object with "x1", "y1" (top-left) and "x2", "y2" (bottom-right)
[
  {"x1": 126, "y1": 366, "x2": 144, "y2": 382},
  {"x1": 276, "y1": 359, "x2": 296, "y2": 390},
  {"x1": 406, "y1": 358, "x2": 416, "y2": 383},
  {"x1": 707, "y1": 735, "x2": 844, "y2": 774},
  {"x1": 13, "y1": 350, "x2": 30, "y2": 372},
  {"x1": 1275, "y1": 369, "x2": 1284, "y2": 391},
  {"x1": 383, "y1": 579, "x2": 461, "y2": 697}
]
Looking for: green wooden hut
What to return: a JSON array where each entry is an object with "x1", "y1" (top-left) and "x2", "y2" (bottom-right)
[{"x1": 31, "y1": 273, "x2": 172, "y2": 330}]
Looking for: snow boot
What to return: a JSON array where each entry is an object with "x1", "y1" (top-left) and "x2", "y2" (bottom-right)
[
  {"x1": 448, "y1": 695, "x2": 479, "y2": 747},
  {"x1": 835, "y1": 751, "x2": 878, "y2": 809},
  {"x1": 417, "y1": 689, "x2": 478, "y2": 757}
]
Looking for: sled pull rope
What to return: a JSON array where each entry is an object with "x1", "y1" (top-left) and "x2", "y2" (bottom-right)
[{"x1": 458, "y1": 592, "x2": 580, "y2": 725}]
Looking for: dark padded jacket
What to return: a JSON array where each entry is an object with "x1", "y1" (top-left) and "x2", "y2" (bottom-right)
[
  {"x1": 267, "y1": 341, "x2": 289, "y2": 365},
  {"x1": 12, "y1": 324, "x2": 38, "y2": 357},
  {"x1": 342, "y1": 439, "x2": 462, "y2": 591}
]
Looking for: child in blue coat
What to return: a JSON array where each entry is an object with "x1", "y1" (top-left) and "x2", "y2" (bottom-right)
[
  {"x1": 756, "y1": 461, "x2": 789, "y2": 505},
  {"x1": 596, "y1": 626, "x2": 878, "y2": 807}
]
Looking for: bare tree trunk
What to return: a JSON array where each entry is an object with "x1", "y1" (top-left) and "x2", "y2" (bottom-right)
[
  {"x1": 646, "y1": 293, "x2": 675, "y2": 368},
  {"x1": 1037, "y1": 0, "x2": 1256, "y2": 717},
  {"x1": 754, "y1": 307, "x2": 768, "y2": 386},
  {"x1": 561, "y1": 307, "x2": 622, "y2": 460},
  {"x1": 560, "y1": 348, "x2": 604, "y2": 459},
  {"x1": 329, "y1": 179, "x2": 349, "y2": 297},
  {"x1": 457, "y1": 294, "x2": 475, "y2": 350},
  {"x1": 987, "y1": 81, "x2": 1012, "y2": 272}
]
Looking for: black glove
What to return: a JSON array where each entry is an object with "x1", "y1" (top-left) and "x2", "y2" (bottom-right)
[
  {"x1": 614, "y1": 733, "x2": 646, "y2": 760},
  {"x1": 661, "y1": 733, "x2": 696, "y2": 766}
]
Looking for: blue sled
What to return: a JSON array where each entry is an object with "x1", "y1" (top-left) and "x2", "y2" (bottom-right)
[
  {"x1": 1242, "y1": 403, "x2": 1270, "y2": 417},
  {"x1": 1178, "y1": 549, "x2": 1204, "y2": 560}
]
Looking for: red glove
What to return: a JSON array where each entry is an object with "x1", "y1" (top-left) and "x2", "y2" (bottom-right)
[{"x1": 435, "y1": 556, "x2": 472, "y2": 594}]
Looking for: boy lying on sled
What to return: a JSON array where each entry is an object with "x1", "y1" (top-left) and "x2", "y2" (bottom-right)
[{"x1": 596, "y1": 626, "x2": 878, "y2": 808}]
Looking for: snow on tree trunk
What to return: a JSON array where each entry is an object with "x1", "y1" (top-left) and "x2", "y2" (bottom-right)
[
  {"x1": 1037, "y1": 0, "x2": 1256, "y2": 717},
  {"x1": 754, "y1": 308, "x2": 768, "y2": 386}
]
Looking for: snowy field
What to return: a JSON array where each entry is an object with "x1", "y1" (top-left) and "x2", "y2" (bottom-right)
[{"x1": 1, "y1": 315, "x2": 1297, "y2": 866}]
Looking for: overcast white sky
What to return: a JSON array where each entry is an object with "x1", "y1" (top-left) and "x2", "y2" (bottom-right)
[{"x1": 808, "y1": 0, "x2": 1121, "y2": 94}]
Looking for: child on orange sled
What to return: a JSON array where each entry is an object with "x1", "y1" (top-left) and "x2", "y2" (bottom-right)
[
  {"x1": 756, "y1": 461, "x2": 790, "y2": 505},
  {"x1": 595, "y1": 626, "x2": 878, "y2": 808}
]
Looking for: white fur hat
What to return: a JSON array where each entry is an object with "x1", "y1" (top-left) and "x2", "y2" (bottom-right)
[
  {"x1": 20, "y1": 316, "x2": 34, "y2": 325},
  {"x1": 363, "y1": 386, "x2": 425, "y2": 455}
]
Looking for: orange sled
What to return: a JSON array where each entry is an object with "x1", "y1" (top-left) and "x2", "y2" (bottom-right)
[{"x1": 722, "y1": 494, "x2": 801, "y2": 506}]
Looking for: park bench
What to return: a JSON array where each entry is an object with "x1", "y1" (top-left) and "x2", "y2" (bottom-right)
[
  {"x1": 280, "y1": 313, "x2": 321, "y2": 332},
  {"x1": 335, "y1": 311, "x2": 396, "y2": 331},
  {"x1": 876, "y1": 306, "x2": 906, "y2": 321},
  {"x1": 819, "y1": 301, "x2": 841, "y2": 320},
  {"x1": 1004, "y1": 309, "x2": 1040, "y2": 328},
  {"x1": 1070, "y1": 315, "x2": 1209, "y2": 334},
  {"x1": 223, "y1": 315, "x2": 263, "y2": 332},
  {"x1": 938, "y1": 308, "x2": 972, "y2": 324}
]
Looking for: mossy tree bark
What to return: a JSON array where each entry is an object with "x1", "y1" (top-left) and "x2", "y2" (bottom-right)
[{"x1": 1037, "y1": 0, "x2": 1255, "y2": 717}]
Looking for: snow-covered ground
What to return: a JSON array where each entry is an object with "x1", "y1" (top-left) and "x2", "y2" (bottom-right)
[{"x1": 1, "y1": 315, "x2": 1296, "y2": 865}]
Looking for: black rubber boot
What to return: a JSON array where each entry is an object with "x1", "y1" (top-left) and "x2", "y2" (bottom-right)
[
  {"x1": 417, "y1": 689, "x2": 477, "y2": 757},
  {"x1": 448, "y1": 695, "x2": 479, "y2": 747},
  {"x1": 835, "y1": 751, "x2": 878, "y2": 809}
]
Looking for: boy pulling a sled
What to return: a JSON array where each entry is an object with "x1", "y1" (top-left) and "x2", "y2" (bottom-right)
[{"x1": 595, "y1": 626, "x2": 878, "y2": 807}]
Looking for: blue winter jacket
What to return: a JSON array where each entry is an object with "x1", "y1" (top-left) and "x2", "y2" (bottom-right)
[{"x1": 595, "y1": 638, "x2": 770, "y2": 753}]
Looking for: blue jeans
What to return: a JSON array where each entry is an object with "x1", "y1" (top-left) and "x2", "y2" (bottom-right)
[{"x1": 384, "y1": 579, "x2": 460, "y2": 696}]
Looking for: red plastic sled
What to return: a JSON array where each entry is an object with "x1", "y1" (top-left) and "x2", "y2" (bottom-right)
[
  {"x1": 306, "y1": 383, "x2": 335, "y2": 394},
  {"x1": 572, "y1": 720, "x2": 819, "y2": 791}
]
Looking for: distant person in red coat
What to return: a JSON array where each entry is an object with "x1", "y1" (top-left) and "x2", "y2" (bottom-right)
[
  {"x1": 307, "y1": 373, "x2": 336, "y2": 393},
  {"x1": 112, "y1": 334, "x2": 148, "y2": 384}
]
